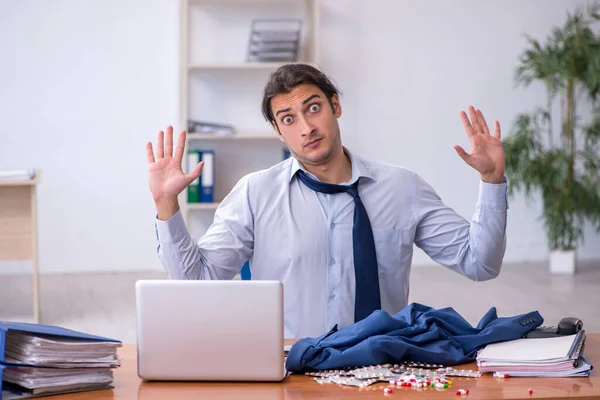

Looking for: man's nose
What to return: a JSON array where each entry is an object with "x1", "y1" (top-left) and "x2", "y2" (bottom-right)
[{"x1": 298, "y1": 115, "x2": 316, "y2": 137}]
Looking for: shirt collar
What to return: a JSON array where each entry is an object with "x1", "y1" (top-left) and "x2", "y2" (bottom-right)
[{"x1": 288, "y1": 146, "x2": 376, "y2": 184}]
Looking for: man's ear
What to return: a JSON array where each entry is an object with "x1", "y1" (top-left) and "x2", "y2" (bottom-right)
[{"x1": 331, "y1": 94, "x2": 342, "y2": 118}]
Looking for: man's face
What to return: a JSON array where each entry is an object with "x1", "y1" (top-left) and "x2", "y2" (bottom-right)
[{"x1": 270, "y1": 84, "x2": 342, "y2": 167}]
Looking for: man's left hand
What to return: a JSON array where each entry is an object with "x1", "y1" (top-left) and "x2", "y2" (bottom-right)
[{"x1": 454, "y1": 105, "x2": 505, "y2": 184}]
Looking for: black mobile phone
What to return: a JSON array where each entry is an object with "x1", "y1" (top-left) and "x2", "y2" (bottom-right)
[{"x1": 525, "y1": 317, "x2": 583, "y2": 338}]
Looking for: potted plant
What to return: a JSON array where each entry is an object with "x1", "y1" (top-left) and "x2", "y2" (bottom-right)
[{"x1": 504, "y1": 2, "x2": 600, "y2": 274}]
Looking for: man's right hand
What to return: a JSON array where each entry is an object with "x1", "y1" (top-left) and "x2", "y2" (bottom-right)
[{"x1": 147, "y1": 126, "x2": 204, "y2": 220}]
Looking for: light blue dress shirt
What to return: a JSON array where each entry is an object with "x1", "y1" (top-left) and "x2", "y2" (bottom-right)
[{"x1": 155, "y1": 148, "x2": 508, "y2": 338}]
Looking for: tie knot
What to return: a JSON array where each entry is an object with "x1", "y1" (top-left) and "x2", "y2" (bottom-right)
[
  {"x1": 345, "y1": 182, "x2": 359, "y2": 199},
  {"x1": 297, "y1": 170, "x2": 360, "y2": 199}
]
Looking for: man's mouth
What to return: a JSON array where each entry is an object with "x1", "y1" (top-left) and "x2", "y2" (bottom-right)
[{"x1": 305, "y1": 138, "x2": 322, "y2": 148}]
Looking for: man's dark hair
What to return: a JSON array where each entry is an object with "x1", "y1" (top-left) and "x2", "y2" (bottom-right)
[{"x1": 261, "y1": 63, "x2": 341, "y2": 126}]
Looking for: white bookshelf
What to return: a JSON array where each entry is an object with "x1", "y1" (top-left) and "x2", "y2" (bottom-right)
[
  {"x1": 178, "y1": 0, "x2": 320, "y2": 237},
  {"x1": 188, "y1": 61, "x2": 319, "y2": 71},
  {"x1": 187, "y1": 133, "x2": 281, "y2": 140},
  {"x1": 187, "y1": 202, "x2": 221, "y2": 210}
]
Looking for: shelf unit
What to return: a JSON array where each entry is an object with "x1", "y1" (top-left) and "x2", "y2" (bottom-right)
[
  {"x1": 178, "y1": 0, "x2": 320, "y2": 238},
  {"x1": 0, "y1": 172, "x2": 40, "y2": 323},
  {"x1": 187, "y1": 202, "x2": 220, "y2": 210},
  {"x1": 187, "y1": 133, "x2": 282, "y2": 140},
  {"x1": 188, "y1": 61, "x2": 319, "y2": 72}
]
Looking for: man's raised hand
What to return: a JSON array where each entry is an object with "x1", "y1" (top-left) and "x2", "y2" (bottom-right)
[{"x1": 147, "y1": 126, "x2": 203, "y2": 219}]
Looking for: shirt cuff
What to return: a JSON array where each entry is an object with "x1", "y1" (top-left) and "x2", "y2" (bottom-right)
[
  {"x1": 155, "y1": 209, "x2": 188, "y2": 244},
  {"x1": 478, "y1": 175, "x2": 508, "y2": 210}
]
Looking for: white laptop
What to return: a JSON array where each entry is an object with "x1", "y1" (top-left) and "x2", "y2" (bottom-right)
[{"x1": 135, "y1": 280, "x2": 285, "y2": 381}]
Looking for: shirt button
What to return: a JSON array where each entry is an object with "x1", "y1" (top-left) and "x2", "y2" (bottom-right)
[
  {"x1": 330, "y1": 222, "x2": 335, "y2": 229},
  {"x1": 328, "y1": 293, "x2": 336, "y2": 300},
  {"x1": 329, "y1": 258, "x2": 335, "y2": 265}
]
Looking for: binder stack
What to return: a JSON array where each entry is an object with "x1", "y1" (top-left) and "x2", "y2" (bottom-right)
[
  {"x1": 476, "y1": 330, "x2": 592, "y2": 377},
  {"x1": 0, "y1": 322, "x2": 122, "y2": 399},
  {"x1": 187, "y1": 150, "x2": 214, "y2": 204}
]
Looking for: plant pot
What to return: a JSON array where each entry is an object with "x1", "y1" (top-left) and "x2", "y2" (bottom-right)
[{"x1": 549, "y1": 249, "x2": 576, "y2": 275}]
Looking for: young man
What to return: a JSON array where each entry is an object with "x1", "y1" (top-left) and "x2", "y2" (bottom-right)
[{"x1": 146, "y1": 64, "x2": 507, "y2": 339}]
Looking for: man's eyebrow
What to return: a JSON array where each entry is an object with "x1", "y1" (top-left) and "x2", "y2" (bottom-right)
[
  {"x1": 275, "y1": 107, "x2": 291, "y2": 117},
  {"x1": 274, "y1": 94, "x2": 322, "y2": 117},
  {"x1": 302, "y1": 94, "x2": 320, "y2": 104}
]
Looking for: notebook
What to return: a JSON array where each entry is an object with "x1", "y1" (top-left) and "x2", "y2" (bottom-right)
[{"x1": 476, "y1": 330, "x2": 592, "y2": 377}]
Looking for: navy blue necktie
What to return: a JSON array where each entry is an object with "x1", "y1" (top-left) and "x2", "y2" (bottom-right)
[{"x1": 296, "y1": 170, "x2": 381, "y2": 322}]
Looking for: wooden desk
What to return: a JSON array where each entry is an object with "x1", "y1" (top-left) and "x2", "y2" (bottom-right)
[
  {"x1": 0, "y1": 174, "x2": 40, "y2": 323},
  {"x1": 49, "y1": 335, "x2": 600, "y2": 399}
]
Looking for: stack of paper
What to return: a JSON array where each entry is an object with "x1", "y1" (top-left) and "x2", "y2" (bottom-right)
[
  {"x1": 246, "y1": 19, "x2": 302, "y2": 62},
  {"x1": 0, "y1": 169, "x2": 36, "y2": 181},
  {"x1": 476, "y1": 331, "x2": 592, "y2": 377},
  {"x1": 187, "y1": 120, "x2": 235, "y2": 136},
  {"x1": 0, "y1": 322, "x2": 122, "y2": 399},
  {"x1": 2, "y1": 367, "x2": 114, "y2": 398}
]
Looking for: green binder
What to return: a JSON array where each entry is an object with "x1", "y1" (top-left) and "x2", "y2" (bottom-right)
[{"x1": 187, "y1": 150, "x2": 201, "y2": 203}]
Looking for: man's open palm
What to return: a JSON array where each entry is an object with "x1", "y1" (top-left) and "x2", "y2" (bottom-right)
[
  {"x1": 147, "y1": 126, "x2": 203, "y2": 203},
  {"x1": 454, "y1": 106, "x2": 505, "y2": 183}
]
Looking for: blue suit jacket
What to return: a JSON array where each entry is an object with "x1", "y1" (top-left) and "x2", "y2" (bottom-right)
[{"x1": 285, "y1": 303, "x2": 542, "y2": 372}]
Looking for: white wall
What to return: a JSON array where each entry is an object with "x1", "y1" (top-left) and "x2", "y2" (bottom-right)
[
  {"x1": 0, "y1": 0, "x2": 178, "y2": 273},
  {"x1": 317, "y1": 0, "x2": 600, "y2": 265},
  {"x1": 0, "y1": 0, "x2": 598, "y2": 274}
]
